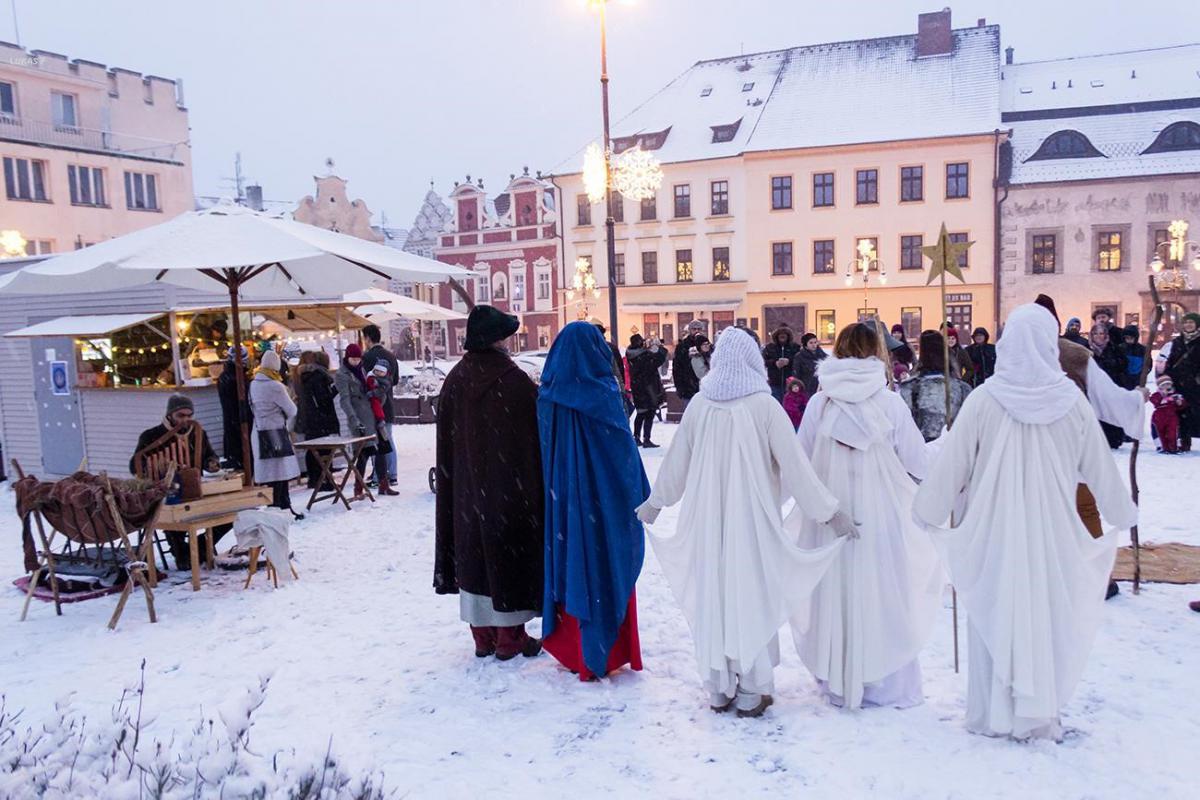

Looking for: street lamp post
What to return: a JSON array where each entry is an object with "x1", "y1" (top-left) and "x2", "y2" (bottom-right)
[
  {"x1": 1149, "y1": 219, "x2": 1200, "y2": 291},
  {"x1": 596, "y1": 0, "x2": 619, "y2": 346},
  {"x1": 844, "y1": 239, "x2": 887, "y2": 319}
]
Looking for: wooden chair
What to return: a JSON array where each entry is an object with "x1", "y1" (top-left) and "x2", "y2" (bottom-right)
[{"x1": 132, "y1": 421, "x2": 208, "y2": 572}]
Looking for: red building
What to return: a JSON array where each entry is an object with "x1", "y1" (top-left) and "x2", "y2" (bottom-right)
[{"x1": 434, "y1": 171, "x2": 561, "y2": 355}]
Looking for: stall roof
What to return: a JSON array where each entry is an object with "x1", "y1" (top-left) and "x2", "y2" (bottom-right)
[
  {"x1": 4, "y1": 312, "x2": 163, "y2": 338},
  {"x1": 171, "y1": 301, "x2": 372, "y2": 332}
]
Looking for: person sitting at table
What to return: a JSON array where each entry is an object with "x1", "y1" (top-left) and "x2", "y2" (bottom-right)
[{"x1": 130, "y1": 394, "x2": 230, "y2": 570}]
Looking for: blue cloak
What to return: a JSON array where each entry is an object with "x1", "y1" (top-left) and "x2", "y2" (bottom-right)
[{"x1": 538, "y1": 321, "x2": 648, "y2": 677}]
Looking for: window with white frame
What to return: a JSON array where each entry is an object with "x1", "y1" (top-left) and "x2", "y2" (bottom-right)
[
  {"x1": 534, "y1": 258, "x2": 553, "y2": 311},
  {"x1": 473, "y1": 264, "x2": 491, "y2": 303},
  {"x1": 68, "y1": 165, "x2": 106, "y2": 206},
  {"x1": 51, "y1": 91, "x2": 77, "y2": 130},
  {"x1": 510, "y1": 261, "x2": 527, "y2": 312},
  {"x1": 124, "y1": 171, "x2": 159, "y2": 210}
]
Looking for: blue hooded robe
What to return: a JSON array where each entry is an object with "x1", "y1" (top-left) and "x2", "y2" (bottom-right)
[{"x1": 539, "y1": 321, "x2": 649, "y2": 678}]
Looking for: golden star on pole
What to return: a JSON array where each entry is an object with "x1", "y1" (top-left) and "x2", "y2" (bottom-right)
[{"x1": 923, "y1": 223, "x2": 972, "y2": 285}]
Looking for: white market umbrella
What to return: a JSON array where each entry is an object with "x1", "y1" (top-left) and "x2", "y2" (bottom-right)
[
  {"x1": 343, "y1": 287, "x2": 468, "y2": 322},
  {"x1": 0, "y1": 203, "x2": 472, "y2": 484}
]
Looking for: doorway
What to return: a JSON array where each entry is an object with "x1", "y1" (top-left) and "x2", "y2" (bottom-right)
[{"x1": 33, "y1": 336, "x2": 86, "y2": 475}]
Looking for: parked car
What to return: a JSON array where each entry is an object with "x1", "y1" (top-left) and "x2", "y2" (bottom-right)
[
  {"x1": 395, "y1": 363, "x2": 446, "y2": 398},
  {"x1": 511, "y1": 351, "x2": 550, "y2": 384}
]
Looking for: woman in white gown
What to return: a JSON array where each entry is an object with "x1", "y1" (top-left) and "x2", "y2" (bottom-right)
[
  {"x1": 636, "y1": 327, "x2": 858, "y2": 717},
  {"x1": 789, "y1": 322, "x2": 943, "y2": 710},
  {"x1": 913, "y1": 303, "x2": 1138, "y2": 740}
]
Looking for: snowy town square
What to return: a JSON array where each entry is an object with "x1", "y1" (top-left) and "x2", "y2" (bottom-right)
[{"x1": 1, "y1": 1, "x2": 1199, "y2": 798}]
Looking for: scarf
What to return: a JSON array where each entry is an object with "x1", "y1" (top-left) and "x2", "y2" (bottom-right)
[
  {"x1": 815, "y1": 356, "x2": 892, "y2": 450},
  {"x1": 699, "y1": 327, "x2": 771, "y2": 402},
  {"x1": 982, "y1": 303, "x2": 1079, "y2": 425},
  {"x1": 1183, "y1": 328, "x2": 1200, "y2": 344},
  {"x1": 255, "y1": 367, "x2": 282, "y2": 382}
]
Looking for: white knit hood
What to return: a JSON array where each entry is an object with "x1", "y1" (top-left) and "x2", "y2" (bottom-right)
[
  {"x1": 815, "y1": 356, "x2": 892, "y2": 450},
  {"x1": 699, "y1": 327, "x2": 771, "y2": 402},
  {"x1": 983, "y1": 303, "x2": 1078, "y2": 425}
]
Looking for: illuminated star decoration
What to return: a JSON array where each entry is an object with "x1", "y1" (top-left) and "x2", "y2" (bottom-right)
[{"x1": 923, "y1": 223, "x2": 972, "y2": 285}]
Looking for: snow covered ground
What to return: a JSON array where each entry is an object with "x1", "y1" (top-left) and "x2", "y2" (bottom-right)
[{"x1": 2, "y1": 423, "x2": 1197, "y2": 798}]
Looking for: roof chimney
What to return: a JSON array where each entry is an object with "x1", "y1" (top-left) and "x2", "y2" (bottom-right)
[
  {"x1": 916, "y1": 8, "x2": 953, "y2": 58},
  {"x1": 1005, "y1": 46, "x2": 1014, "y2": 65},
  {"x1": 245, "y1": 184, "x2": 263, "y2": 211},
  {"x1": 976, "y1": 17, "x2": 986, "y2": 26}
]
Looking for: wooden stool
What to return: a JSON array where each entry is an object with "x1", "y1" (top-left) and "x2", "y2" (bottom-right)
[{"x1": 243, "y1": 546, "x2": 299, "y2": 589}]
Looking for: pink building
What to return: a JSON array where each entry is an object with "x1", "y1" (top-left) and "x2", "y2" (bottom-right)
[
  {"x1": 0, "y1": 42, "x2": 192, "y2": 254},
  {"x1": 434, "y1": 172, "x2": 561, "y2": 354}
]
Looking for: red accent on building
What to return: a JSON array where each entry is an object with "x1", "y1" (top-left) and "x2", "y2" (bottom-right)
[{"x1": 434, "y1": 176, "x2": 561, "y2": 355}]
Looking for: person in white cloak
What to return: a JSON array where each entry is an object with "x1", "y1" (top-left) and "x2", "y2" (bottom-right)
[
  {"x1": 789, "y1": 322, "x2": 943, "y2": 710},
  {"x1": 635, "y1": 327, "x2": 859, "y2": 717},
  {"x1": 912, "y1": 303, "x2": 1138, "y2": 741}
]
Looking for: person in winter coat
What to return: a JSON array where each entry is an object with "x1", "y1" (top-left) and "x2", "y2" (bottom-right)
[
  {"x1": 782, "y1": 376, "x2": 808, "y2": 430},
  {"x1": 1150, "y1": 376, "x2": 1187, "y2": 454},
  {"x1": 1165, "y1": 312, "x2": 1200, "y2": 450},
  {"x1": 690, "y1": 335, "x2": 713, "y2": 381},
  {"x1": 942, "y1": 324, "x2": 971, "y2": 384},
  {"x1": 361, "y1": 323, "x2": 399, "y2": 483},
  {"x1": 965, "y1": 327, "x2": 997, "y2": 387},
  {"x1": 637, "y1": 327, "x2": 857, "y2": 716},
  {"x1": 365, "y1": 363, "x2": 398, "y2": 496},
  {"x1": 793, "y1": 333, "x2": 827, "y2": 396},
  {"x1": 1063, "y1": 317, "x2": 1088, "y2": 347},
  {"x1": 898, "y1": 331, "x2": 972, "y2": 442},
  {"x1": 1090, "y1": 324, "x2": 1129, "y2": 449},
  {"x1": 626, "y1": 334, "x2": 668, "y2": 448},
  {"x1": 890, "y1": 325, "x2": 915, "y2": 372},
  {"x1": 435, "y1": 305, "x2": 544, "y2": 661},
  {"x1": 216, "y1": 347, "x2": 252, "y2": 470},
  {"x1": 791, "y1": 322, "x2": 940, "y2": 711},
  {"x1": 249, "y1": 350, "x2": 302, "y2": 519},
  {"x1": 672, "y1": 320, "x2": 706, "y2": 406},
  {"x1": 1122, "y1": 325, "x2": 1146, "y2": 390},
  {"x1": 763, "y1": 325, "x2": 801, "y2": 402},
  {"x1": 335, "y1": 343, "x2": 383, "y2": 500},
  {"x1": 540, "y1": 321, "x2": 647, "y2": 681},
  {"x1": 297, "y1": 350, "x2": 339, "y2": 490}
]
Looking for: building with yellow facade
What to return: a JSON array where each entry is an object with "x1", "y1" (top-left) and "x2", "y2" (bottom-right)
[{"x1": 553, "y1": 9, "x2": 1004, "y2": 346}]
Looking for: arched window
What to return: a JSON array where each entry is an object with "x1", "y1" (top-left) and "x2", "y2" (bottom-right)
[
  {"x1": 1026, "y1": 130, "x2": 1104, "y2": 161},
  {"x1": 1142, "y1": 121, "x2": 1200, "y2": 154}
]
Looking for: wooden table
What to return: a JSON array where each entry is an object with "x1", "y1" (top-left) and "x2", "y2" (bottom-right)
[
  {"x1": 293, "y1": 434, "x2": 377, "y2": 511},
  {"x1": 152, "y1": 485, "x2": 272, "y2": 591}
]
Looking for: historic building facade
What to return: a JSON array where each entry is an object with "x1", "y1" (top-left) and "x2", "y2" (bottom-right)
[
  {"x1": 0, "y1": 42, "x2": 192, "y2": 255},
  {"x1": 998, "y1": 44, "x2": 1200, "y2": 338},
  {"x1": 433, "y1": 172, "x2": 561, "y2": 354},
  {"x1": 554, "y1": 10, "x2": 1003, "y2": 344}
]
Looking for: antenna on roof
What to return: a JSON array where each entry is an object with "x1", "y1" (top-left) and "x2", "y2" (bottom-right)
[
  {"x1": 9, "y1": 0, "x2": 20, "y2": 47},
  {"x1": 219, "y1": 152, "x2": 248, "y2": 204}
]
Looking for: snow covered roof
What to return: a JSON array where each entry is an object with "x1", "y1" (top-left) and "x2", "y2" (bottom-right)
[
  {"x1": 1003, "y1": 44, "x2": 1200, "y2": 184},
  {"x1": 552, "y1": 24, "x2": 1000, "y2": 172}
]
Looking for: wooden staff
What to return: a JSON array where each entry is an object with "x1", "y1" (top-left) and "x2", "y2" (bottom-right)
[{"x1": 1129, "y1": 276, "x2": 1165, "y2": 594}]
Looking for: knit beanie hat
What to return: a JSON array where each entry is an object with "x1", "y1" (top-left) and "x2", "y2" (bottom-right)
[
  {"x1": 1066, "y1": 317, "x2": 1081, "y2": 329},
  {"x1": 464, "y1": 305, "x2": 520, "y2": 352},
  {"x1": 371, "y1": 362, "x2": 389, "y2": 375},
  {"x1": 166, "y1": 394, "x2": 194, "y2": 417},
  {"x1": 699, "y1": 327, "x2": 771, "y2": 402},
  {"x1": 1184, "y1": 312, "x2": 1200, "y2": 327},
  {"x1": 259, "y1": 350, "x2": 281, "y2": 373},
  {"x1": 344, "y1": 343, "x2": 363, "y2": 359}
]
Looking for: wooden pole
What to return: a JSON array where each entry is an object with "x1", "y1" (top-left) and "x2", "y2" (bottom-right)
[
  {"x1": 1129, "y1": 276, "x2": 1165, "y2": 594},
  {"x1": 939, "y1": 253, "x2": 960, "y2": 673},
  {"x1": 167, "y1": 311, "x2": 184, "y2": 387},
  {"x1": 228, "y1": 276, "x2": 253, "y2": 487}
]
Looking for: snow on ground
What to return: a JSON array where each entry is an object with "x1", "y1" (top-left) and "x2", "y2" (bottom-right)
[{"x1": 2, "y1": 423, "x2": 1198, "y2": 798}]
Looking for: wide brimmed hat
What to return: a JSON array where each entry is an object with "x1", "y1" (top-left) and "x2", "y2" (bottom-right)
[{"x1": 464, "y1": 305, "x2": 520, "y2": 352}]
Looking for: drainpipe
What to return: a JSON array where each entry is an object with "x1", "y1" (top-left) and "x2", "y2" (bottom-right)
[{"x1": 992, "y1": 128, "x2": 1010, "y2": 332}]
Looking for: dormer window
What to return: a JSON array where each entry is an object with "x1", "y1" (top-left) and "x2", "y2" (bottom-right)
[
  {"x1": 1026, "y1": 130, "x2": 1104, "y2": 161},
  {"x1": 612, "y1": 135, "x2": 638, "y2": 154},
  {"x1": 710, "y1": 118, "x2": 742, "y2": 144},
  {"x1": 741, "y1": 82, "x2": 754, "y2": 92},
  {"x1": 639, "y1": 127, "x2": 671, "y2": 151},
  {"x1": 1142, "y1": 121, "x2": 1200, "y2": 154},
  {"x1": 700, "y1": 86, "x2": 712, "y2": 97}
]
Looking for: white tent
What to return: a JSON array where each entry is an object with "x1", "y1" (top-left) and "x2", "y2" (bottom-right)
[
  {"x1": 0, "y1": 203, "x2": 472, "y2": 483},
  {"x1": 342, "y1": 288, "x2": 468, "y2": 322}
]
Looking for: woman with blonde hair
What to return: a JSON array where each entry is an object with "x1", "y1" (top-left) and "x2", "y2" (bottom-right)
[{"x1": 789, "y1": 323, "x2": 941, "y2": 709}]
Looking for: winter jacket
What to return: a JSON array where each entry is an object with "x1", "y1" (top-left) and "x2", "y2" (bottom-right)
[
  {"x1": 782, "y1": 382, "x2": 809, "y2": 429},
  {"x1": 297, "y1": 364, "x2": 339, "y2": 439},
  {"x1": 792, "y1": 346, "x2": 827, "y2": 396},
  {"x1": 362, "y1": 344, "x2": 399, "y2": 423},
  {"x1": 897, "y1": 371, "x2": 972, "y2": 442},
  {"x1": 626, "y1": 345, "x2": 668, "y2": 412},
  {"x1": 366, "y1": 374, "x2": 392, "y2": 424},
  {"x1": 1165, "y1": 333, "x2": 1200, "y2": 436},
  {"x1": 335, "y1": 362, "x2": 375, "y2": 436},
  {"x1": 762, "y1": 329, "x2": 801, "y2": 389},
  {"x1": 216, "y1": 363, "x2": 251, "y2": 467},
  {"x1": 1091, "y1": 341, "x2": 1127, "y2": 386},
  {"x1": 965, "y1": 342, "x2": 997, "y2": 387},
  {"x1": 947, "y1": 346, "x2": 971, "y2": 384},
  {"x1": 1123, "y1": 343, "x2": 1146, "y2": 390},
  {"x1": 130, "y1": 422, "x2": 219, "y2": 476},
  {"x1": 248, "y1": 372, "x2": 300, "y2": 484},
  {"x1": 672, "y1": 335, "x2": 703, "y2": 400},
  {"x1": 434, "y1": 349, "x2": 543, "y2": 612}
]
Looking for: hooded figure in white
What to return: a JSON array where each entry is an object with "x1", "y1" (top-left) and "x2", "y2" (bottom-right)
[
  {"x1": 913, "y1": 303, "x2": 1137, "y2": 741},
  {"x1": 788, "y1": 328, "x2": 941, "y2": 710},
  {"x1": 636, "y1": 327, "x2": 858, "y2": 717}
]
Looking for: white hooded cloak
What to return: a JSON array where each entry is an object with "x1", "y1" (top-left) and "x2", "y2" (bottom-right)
[
  {"x1": 644, "y1": 328, "x2": 844, "y2": 698},
  {"x1": 913, "y1": 303, "x2": 1138, "y2": 739},
  {"x1": 788, "y1": 355, "x2": 942, "y2": 709}
]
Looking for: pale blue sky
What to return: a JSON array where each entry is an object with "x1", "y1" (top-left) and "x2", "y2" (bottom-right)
[{"x1": 9, "y1": 0, "x2": 1198, "y2": 226}]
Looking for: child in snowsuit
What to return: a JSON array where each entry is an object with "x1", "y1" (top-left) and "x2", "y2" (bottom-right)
[
  {"x1": 783, "y1": 376, "x2": 809, "y2": 431},
  {"x1": 1150, "y1": 376, "x2": 1187, "y2": 454},
  {"x1": 365, "y1": 362, "x2": 398, "y2": 494}
]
